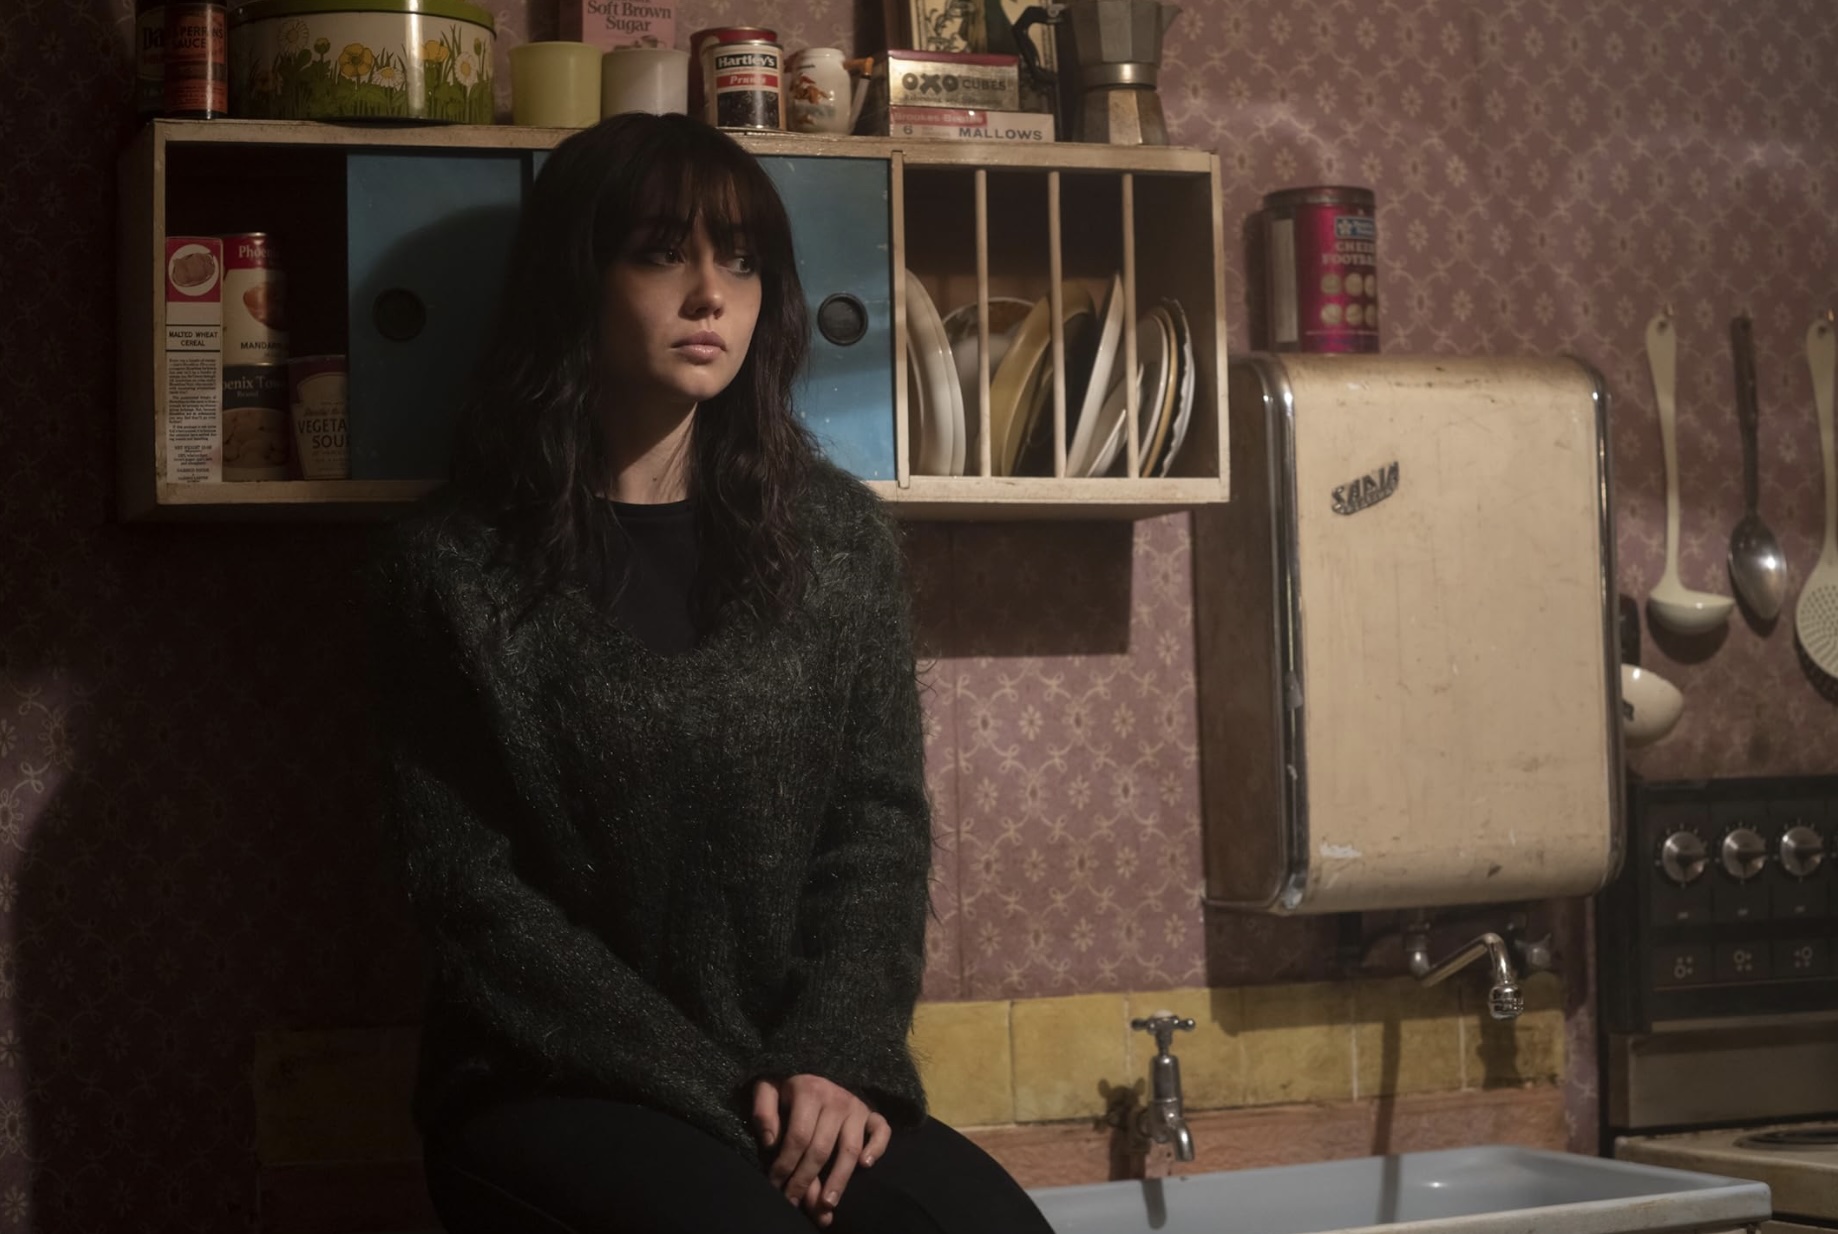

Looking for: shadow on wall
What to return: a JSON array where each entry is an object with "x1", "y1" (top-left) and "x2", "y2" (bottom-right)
[
  {"x1": 12, "y1": 517, "x2": 422, "y2": 1231},
  {"x1": 906, "y1": 521, "x2": 1138, "y2": 661}
]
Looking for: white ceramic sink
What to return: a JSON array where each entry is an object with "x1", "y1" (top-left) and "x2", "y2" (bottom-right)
[{"x1": 1028, "y1": 1146, "x2": 1771, "y2": 1234}]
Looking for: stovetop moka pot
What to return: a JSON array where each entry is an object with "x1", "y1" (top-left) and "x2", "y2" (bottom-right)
[{"x1": 1013, "y1": 0, "x2": 1181, "y2": 145}]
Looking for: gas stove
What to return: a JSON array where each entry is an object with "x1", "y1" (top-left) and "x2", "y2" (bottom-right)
[
  {"x1": 1601, "y1": 776, "x2": 1838, "y2": 1232},
  {"x1": 1617, "y1": 1122, "x2": 1838, "y2": 1229},
  {"x1": 1599, "y1": 775, "x2": 1838, "y2": 1032},
  {"x1": 1740, "y1": 1127, "x2": 1838, "y2": 1150}
]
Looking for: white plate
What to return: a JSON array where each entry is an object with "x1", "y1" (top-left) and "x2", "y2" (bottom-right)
[
  {"x1": 903, "y1": 309, "x2": 935, "y2": 474},
  {"x1": 904, "y1": 270, "x2": 959, "y2": 476},
  {"x1": 1140, "y1": 305, "x2": 1178, "y2": 475},
  {"x1": 1092, "y1": 309, "x2": 1170, "y2": 476},
  {"x1": 1159, "y1": 298, "x2": 1196, "y2": 477},
  {"x1": 1011, "y1": 299, "x2": 1099, "y2": 477},
  {"x1": 943, "y1": 298, "x2": 1032, "y2": 472},
  {"x1": 1086, "y1": 362, "x2": 1142, "y2": 477},
  {"x1": 1068, "y1": 273, "x2": 1125, "y2": 478},
  {"x1": 995, "y1": 283, "x2": 1096, "y2": 476}
]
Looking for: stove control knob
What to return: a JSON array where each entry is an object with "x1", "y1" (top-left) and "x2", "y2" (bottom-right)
[
  {"x1": 1780, "y1": 826, "x2": 1825, "y2": 878},
  {"x1": 1720, "y1": 827, "x2": 1767, "y2": 881},
  {"x1": 1659, "y1": 831, "x2": 1707, "y2": 885}
]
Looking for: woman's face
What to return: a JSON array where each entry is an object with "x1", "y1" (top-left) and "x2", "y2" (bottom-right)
[{"x1": 598, "y1": 213, "x2": 763, "y2": 417}]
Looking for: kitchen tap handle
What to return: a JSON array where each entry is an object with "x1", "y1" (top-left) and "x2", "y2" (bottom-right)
[{"x1": 1131, "y1": 1013, "x2": 1195, "y2": 1055}]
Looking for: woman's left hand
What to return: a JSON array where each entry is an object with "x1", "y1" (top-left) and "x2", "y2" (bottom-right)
[{"x1": 753, "y1": 1074, "x2": 892, "y2": 1226}]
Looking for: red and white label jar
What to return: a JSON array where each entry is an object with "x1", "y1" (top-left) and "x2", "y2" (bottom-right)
[
  {"x1": 221, "y1": 232, "x2": 288, "y2": 365},
  {"x1": 1261, "y1": 186, "x2": 1379, "y2": 354}
]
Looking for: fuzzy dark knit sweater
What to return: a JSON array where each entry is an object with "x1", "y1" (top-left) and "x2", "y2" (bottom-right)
[{"x1": 368, "y1": 459, "x2": 932, "y2": 1159}]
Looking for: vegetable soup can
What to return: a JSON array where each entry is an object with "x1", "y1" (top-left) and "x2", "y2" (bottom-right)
[
  {"x1": 289, "y1": 354, "x2": 349, "y2": 480},
  {"x1": 1261, "y1": 186, "x2": 1379, "y2": 353},
  {"x1": 220, "y1": 232, "x2": 287, "y2": 364},
  {"x1": 699, "y1": 30, "x2": 782, "y2": 130},
  {"x1": 221, "y1": 364, "x2": 290, "y2": 480}
]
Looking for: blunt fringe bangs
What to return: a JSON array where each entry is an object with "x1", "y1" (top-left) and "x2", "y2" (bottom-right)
[{"x1": 451, "y1": 112, "x2": 816, "y2": 631}]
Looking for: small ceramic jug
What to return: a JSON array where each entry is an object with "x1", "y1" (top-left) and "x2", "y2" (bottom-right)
[{"x1": 786, "y1": 47, "x2": 851, "y2": 134}]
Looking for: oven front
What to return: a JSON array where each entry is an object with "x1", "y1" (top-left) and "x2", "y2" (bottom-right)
[{"x1": 1601, "y1": 776, "x2": 1838, "y2": 1232}]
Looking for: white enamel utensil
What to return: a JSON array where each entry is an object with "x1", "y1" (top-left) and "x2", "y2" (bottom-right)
[
  {"x1": 1619, "y1": 663, "x2": 1683, "y2": 747},
  {"x1": 1646, "y1": 312, "x2": 1735, "y2": 636},
  {"x1": 1797, "y1": 316, "x2": 1838, "y2": 676}
]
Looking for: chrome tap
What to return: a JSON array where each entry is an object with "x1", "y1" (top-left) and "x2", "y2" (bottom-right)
[
  {"x1": 1131, "y1": 1012, "x2": 1195, "y2": 1161},
  {"x1": 1403, "y1": 912, "x2": 1523, "y2": 1019}
]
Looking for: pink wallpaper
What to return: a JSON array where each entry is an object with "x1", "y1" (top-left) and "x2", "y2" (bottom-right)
[{"x1": 1, "y1": 0, "x2": 1834, "y2": 1227}]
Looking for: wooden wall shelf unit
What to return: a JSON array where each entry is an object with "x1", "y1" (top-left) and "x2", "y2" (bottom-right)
[{"x1": 119, "y1": 119, "x2": 1228, "y2": 521}]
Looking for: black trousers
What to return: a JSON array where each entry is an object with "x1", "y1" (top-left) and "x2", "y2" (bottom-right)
[{"x1": 424, "y1": 1096, "x2": 1058, "y2": 1234}]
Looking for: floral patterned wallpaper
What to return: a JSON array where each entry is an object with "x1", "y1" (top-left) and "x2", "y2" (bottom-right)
[{"x1": 1, "y1": 0, "x2": 1833, "y2": 1227}]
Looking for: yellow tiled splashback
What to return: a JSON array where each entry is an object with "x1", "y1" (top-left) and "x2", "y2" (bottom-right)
[{"x1": 910, "y1": 975, "x2": 1564, "y2": 1129}]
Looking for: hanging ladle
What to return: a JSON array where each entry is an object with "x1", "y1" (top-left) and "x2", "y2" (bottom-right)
[
  {"x1": 1646, "y1": 311, "x2": 1735, "y2": 636},
  {"x1": 1727, "y1": 313, "x2": 1788, "y2": 620}
]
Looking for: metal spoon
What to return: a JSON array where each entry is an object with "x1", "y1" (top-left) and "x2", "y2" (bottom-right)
[{"x1": 1728, "y1": 314, "x2": 1788, "y2": 620}]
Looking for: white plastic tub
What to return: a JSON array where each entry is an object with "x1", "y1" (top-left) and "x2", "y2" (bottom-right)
[{"x1": 1027, "y1": 1146, "x2": 1771, "y2": 1234}]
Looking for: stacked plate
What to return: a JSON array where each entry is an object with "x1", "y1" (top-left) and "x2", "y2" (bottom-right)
[
  {"x1": 998, "y1": 281, "x2": 1096, "y2": 477},
  {"x1": 903, "y1": 270, "x2": 965, "y2": 476},
  {"x1": 906, "y1": 271, "x2": 1196, "y2": 479},
  {"x1": 942, "y1": 295, "x2": 1033, "y2": 472},
  {"x1": 1064, "y1": 282, "x2": 1196, "y2": 479}
]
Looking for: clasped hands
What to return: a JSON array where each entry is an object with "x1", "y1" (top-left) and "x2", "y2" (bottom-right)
[{"x1": 752, "y1": 1074, "x2": 892, "y2": 1228}]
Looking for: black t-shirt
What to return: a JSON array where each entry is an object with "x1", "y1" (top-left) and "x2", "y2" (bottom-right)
[{"x1": 591, "y1": 497, "x2": 700, "y2": 656}]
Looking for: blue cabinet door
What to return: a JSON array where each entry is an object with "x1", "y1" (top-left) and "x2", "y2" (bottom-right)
[
  {"x1": 344, "y1": 150, "x2": 893, "y2": 482},
  {"x1": 346, "y1": 152, "x2": 526, "y2": 479},
  {"x1": 757, "y1": 156, "x2": 896, "y2": 481}
]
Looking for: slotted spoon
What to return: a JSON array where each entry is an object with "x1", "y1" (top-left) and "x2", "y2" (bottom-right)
[{"x1": 1798, "y1": 316, "x2": 1838, "y2": 676}]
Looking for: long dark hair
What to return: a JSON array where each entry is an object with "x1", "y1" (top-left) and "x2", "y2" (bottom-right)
[{"x1": 453, "y1": 112, "x2": 816, "y2": 628}]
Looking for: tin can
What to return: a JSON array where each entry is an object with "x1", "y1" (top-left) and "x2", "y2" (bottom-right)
[
  {"x1": 698, "y1": 29, "x2": 782, "y2": 130},
  {"x1": 289, "y1": 354, "x2": 350, "y2": 480},
  {"x1": 688, "y1": 26, "x2": 774, "y2": 119},
  {"x1": 163, "y1": 0, "x2": 228, "y2": 118},
  {"x1": 229, "y1": 0, "x2": 496, "y2": 123},
  {"x1": 1261, "y1": 186, "x2": 1379, "y2": 353},
  {"x1": 221, "y1": 364, "x2": 290, "y2": 481},
  {"x1": 220, "y1": 233, "x2": 287, "y2": 365},
  {"x1": 135, "y1": 0, "x2": 166, "y2": 116}
]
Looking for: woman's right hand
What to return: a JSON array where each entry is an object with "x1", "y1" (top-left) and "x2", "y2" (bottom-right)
[{"x1": 752, "y1": 1075, "x2": 893, "y2": 1227}]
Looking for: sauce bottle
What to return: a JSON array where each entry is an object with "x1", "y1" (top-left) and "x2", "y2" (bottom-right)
[{"x1": 163, "y1": 0, "x2": 228, "y2": 118}]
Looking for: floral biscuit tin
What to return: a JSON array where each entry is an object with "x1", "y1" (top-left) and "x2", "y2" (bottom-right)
[{"x1": 231, "y1": 0, "x2": 496, "y2": 123}]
